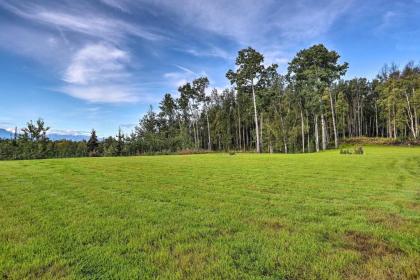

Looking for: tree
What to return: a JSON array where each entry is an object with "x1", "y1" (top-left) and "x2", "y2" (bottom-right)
[
  {"x1": 20, "y1": 118, "x2": 50, "y2": 158},
  {"x1": 178, "y1": 83, "x2": 195, "y2": 149},
  {"x1": 227, "y1": 47, "x2": 276, "y2": 153},
  {"x1": 87, "y1": 129, "x2": 99, "y2": 156},
  {"x1": 288, "y1": 44, "x2": 348, "y2": 150},
  {"x1": 193, "y1": 77, "x2": 210, "y2": 150},
  {"x1": 115, "y1": 127, "x2": 124, "y2": 156},
  {"x1": 21, "y1": 118, "x2": 49, "y2": 142},
  {"x1": 160, "y1": 93, "x2": 177, "y2": 124}
]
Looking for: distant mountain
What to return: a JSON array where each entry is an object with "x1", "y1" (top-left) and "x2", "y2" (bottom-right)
[
  {"x1": 47, "y1": 134, "x2": 89, "y2": 141},
  {"x1": 0, "y1": 128, "x2": 12, "y2": 139},
  {"x1": 0, "y1": 128, "x2": 89, "y2": 141}
]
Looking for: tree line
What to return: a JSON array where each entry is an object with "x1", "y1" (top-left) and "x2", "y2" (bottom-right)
[{"x1": 1, "y1": 44, "x2": 419, "y2": 160}]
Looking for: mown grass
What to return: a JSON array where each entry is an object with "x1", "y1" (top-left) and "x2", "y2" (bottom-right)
[{"x1": 0, "y1": 146, "x2": 419, "y2": 279}]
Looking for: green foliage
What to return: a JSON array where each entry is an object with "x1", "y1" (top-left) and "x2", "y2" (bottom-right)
[
  {"x1": 340, "y1": 148, "x2": 351, "y2": 154},
  {"x1": 340, "y1": 145, "x2": 364, "y2": 155},
  {"x1": 87, "y1": 129, "x2": 99, "y2": 155}
]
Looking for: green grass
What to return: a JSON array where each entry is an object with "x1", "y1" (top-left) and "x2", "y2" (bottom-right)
[{"x1": 0, "y1": 146, "x2": 419, "y2": 279}]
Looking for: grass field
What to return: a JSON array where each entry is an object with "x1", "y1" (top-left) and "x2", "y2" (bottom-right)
[{"x1": 0, "y1": 146, "x2": 419, "y2": 279}]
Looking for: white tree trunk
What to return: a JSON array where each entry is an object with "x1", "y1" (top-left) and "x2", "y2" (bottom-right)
[
  {"x1": 388, "y1": 108, "x2": 391, "y2": 138},
  {"x1": 279, "y1": 113, "x2": 287, "y2": 154},
  {"x1": 321, "y1": 113, "x2": 327, "y2": 150},
  {"x1": 405, "y1": 90, "x2": 416, "y2": 139},
  {"x1": 237, "y1": 106, "x2": 241, "y2": 150},
  {"x1": 375, "y1": 103, "x2": 379, "y2": 137},
  {"x1": 260, "y1": 112, "x2": 263, "y2": 152},
  {"x1": 414, "y1": 107, "x2": 418, "y2": 138},
  {"x1": 328, "y1": 89, "x2": 338, "y2": 148},
  {"x1": 300, "y1": 107, "x2": 305, "y2": 153},
  {"x1": 251, "y1": 84, "x2": 260, "y2": 153},
  {"x1": 315, "y1": 114, "x2": 320, "y2": 152},
  {"x1": 393, "y1": 104, "x2": 397, "y2": 139},
  {"x1": 206, "y1": 109, "x2": 211, "y2": 150},
  {"x1": 307, "y1": 115, "x2": 310, "y2": 152}
]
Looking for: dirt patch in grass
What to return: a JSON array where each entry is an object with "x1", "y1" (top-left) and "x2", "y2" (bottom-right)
[
  {"x1": 344, "y1": 231, "x2": 403, "y2": 260},
  {"x1": 406, "y1": 201, "x2": 420, "y2": 211},
  {"x1": 246, "y1": 217, "x2": 286, "y2": 233},
  {"x1": 259, "y1": 218, "x2": 284, "y2": 231},
  {"x1": 341, "y1": 231, "x2": 414, "y2": 280}
]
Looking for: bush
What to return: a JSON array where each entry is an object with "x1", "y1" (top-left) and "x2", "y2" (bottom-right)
[
  {"x1": 340, "y1": 146, "x2": 364, "y2": 155},
  {"x1": 354, "y1": 146, "x2": 364, "y2": 155},
  {"x1": 229, "y1": 151, "x2": 236, "y2": 155},
  {"x1": 340, "y1": 148, "x2": 351, "y2": 155}
]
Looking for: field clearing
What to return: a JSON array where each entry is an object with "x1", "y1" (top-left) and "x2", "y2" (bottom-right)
[{"x1": 0, "y1": 146, "x2": 419, "y2": 279}]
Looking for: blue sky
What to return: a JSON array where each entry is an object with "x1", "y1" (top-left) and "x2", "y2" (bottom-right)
[{"x1": 1, "y1": 0, "x2": 420, "y2": 137}]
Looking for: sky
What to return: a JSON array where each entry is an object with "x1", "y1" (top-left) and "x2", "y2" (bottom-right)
[{"x1": 1, "y1": 0, "x2": 420, "y2": 137}]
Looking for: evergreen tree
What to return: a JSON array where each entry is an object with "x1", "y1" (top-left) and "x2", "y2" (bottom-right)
[{"x1": 87, "y1": 129, "x2": 99, "y2": 156}]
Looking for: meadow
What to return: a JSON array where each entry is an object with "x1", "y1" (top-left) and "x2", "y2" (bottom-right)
[{"x1": 0, "y1": 146, "x2": 419, "y2": 279}]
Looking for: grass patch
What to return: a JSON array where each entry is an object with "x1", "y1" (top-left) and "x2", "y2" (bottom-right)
[{"x1": 0, "y1": 146, "x2": 419, "y2": 279}]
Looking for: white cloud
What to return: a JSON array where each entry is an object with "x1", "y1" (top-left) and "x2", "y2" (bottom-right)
[
  {"x1": 5, "y1": 127, "x2": 16, "y2": 133},
  {"x1": 163, "y1": 65, "x2": 207, "y2": 88},
  {"x1": 0, "y1": 1, "x2": 163, "y2": 104},
  {"x1": 263, "y1": 49, "x2": 290, "y2": 66},
  {"x1": 140, "y1": 0, "x2": 352, "y2": 43},
  {"x1": 37, "y1": 11, "x2": 162, "y2": 42},
  {"x1": 0, "y1": 0, "x2": 358, "y2": 105},
  {"x1": 61, "y1": 43, "x2": 143, "y2": 103},
  {"x1": 138, "y1": 0, "x2": 354, "y2": 64},
  {"x1": 48, "y1": 129, "x2": 90, "y2": 136},
  {"x1": 100, "y1": 0, "x2": 132, "y2": 13},
  {"x1": 64, "y1": 43, "x2": 130, "y2": 85},
  {"x1": 183, "y1": 46, "x2": 232, "y2": 60},
  {"x1": 0, "y1": 1, "x2": 163, "y2": 42},
  {"x1": 61, "y1": 85, "x2": 140, "y2": 103},
  {"x1": 0, "y1": 24, "x2": 69, "y2": 65}
]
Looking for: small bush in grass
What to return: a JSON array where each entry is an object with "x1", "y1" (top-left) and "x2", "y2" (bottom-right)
[
  {"x1": 229, "y1": 151, "x2": 236, "y2": 156},
  {"x1": 340, "y1": 148, "x2": 351, "y2": 155},
  {"x1": 354, "y1": 146, "x2": 364, "y2": 155},
  {"x1": 340, "y1": 146, "x2": 364, "y2": 155}
]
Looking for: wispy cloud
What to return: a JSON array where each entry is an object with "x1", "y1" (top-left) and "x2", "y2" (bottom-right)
[
  {"x1": 0, "y1": 1, "x2": 163, "y2": 42},
  {"x1": 61, "y1": 43, "x2": 145, "y2": 103},
  {"x1": 136, "y1": 0, "x2": 355, "y2": 64},
  {"x1": 0, "y1": 23, "x2": 69, "y2": 65},
  {"x1": 164, "y1": 65, "x2": 207, "y2": 88},
  {"x1": 0, "y1": 1, "x2": 166, "y2": 104},
  {"x1": 183, "y1": 46, "x2": 232, "y2": 60},
  {"x1": 100, "y1": 0, "x2": 132, "y2": 13},
  {"x1": 64, "y1": 43, "x2": 130, "y2": 85},
  {"x1": 145, "y1": 0, "x2": 353, "y2": 42},
  {"x1": 48, "y1": 129, "x2": 90, "y2": 136}
]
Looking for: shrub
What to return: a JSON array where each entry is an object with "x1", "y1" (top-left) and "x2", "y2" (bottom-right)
[
  {"x1": 340, "y1": 146, "x2": 364, "y2": 155},
  {"x1": 354, "y1": 146, "x2": 364, "y2": 155},
  {"x1": 340, "y1": 148, "x2": 351, "y2": 155},
  {"x1": 229, "y1": 151, "x2": 236, "y2": 155}
]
